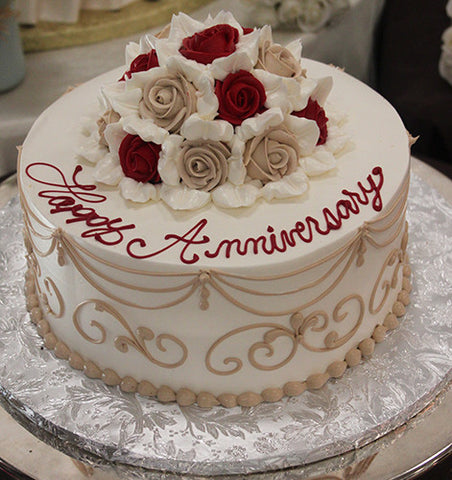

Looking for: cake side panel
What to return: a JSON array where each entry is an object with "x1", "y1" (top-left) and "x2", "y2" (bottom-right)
[{"x1": 20, "y1": 168, "x2": 411, "y2": 406}]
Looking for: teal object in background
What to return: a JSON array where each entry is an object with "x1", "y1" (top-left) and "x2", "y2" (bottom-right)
[{"x1": 0, "y1": 0, "x2": 25, "y2": 92}]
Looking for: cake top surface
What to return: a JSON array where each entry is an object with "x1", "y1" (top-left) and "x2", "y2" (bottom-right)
[{"x1": 19, "y1": 12, "x2": 410, "y2": 271}]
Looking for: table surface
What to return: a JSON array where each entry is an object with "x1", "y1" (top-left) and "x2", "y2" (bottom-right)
[{"x1": 0, "y1": 157, "x2": 450, "y2": 480}]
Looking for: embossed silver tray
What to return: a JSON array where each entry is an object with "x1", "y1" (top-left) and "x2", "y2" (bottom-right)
[{"x1": 0, "y1": 170, "x2": 451, "y2": 478}]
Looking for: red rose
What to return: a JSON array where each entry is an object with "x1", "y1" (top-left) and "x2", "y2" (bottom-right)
[
  {"x1": 119, "y1": 134, "x2": 162, "y2": 184},
  {"x1": 292, "y1": 98, "x2": 328, "y2": 145},
  {"x1": 215, "y1": 70, "x2": 267, "y2": 126},
  {"x1": 120, "y1": 50, "x2": 159, "y2": 81},
  {"x1": 179, "y1": 24, "x2": 239, "y2": 65}
]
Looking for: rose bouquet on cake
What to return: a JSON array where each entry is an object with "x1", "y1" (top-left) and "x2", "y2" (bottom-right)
[{"x1": 79, "y1": 11, "x2": 348, "y2": 210}]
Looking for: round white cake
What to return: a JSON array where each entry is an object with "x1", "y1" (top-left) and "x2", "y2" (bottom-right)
[{"x1": 18, "y1": 12, "x2": 411, "y2": 408}]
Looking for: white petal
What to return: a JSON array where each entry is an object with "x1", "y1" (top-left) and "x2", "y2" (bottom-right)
[
  {"x1": 286, "y1": 39, "x2": 303, "y2": 62},
  {"x1": 101, "y1": 82, "x2": 141, "y2": 117},
  {"x1": 210, "y1": 51, "x2": 256, "y2": 81},
  {"x1": 104, "y1": 122, "x2": 127, "y2": 156},
  {"x1": 168, "y1": 12, "x2": 206, "y2": 43},
  {"x1": 121, "y1": 114, "x2": 169, "y2": 144},
  {"x1": 125, "y1": 66, "x2": 167, "y2": 90},
  {"x1": 194, "y1": 74, "x2": 218, "y2": 119},
  {"x1": 158, "y1": 135, "x2": 183, "y2": 186},
  {"x1": 286, "y1": 115, "x2": 319, "y2": 155},
  {"x1": 160, "y1": 184, "x2": 210, "y2": 210},
  {"x1": 324, "y1": 124, "x2": 350, "y2": 155},
  {"x1": 261, "y1": 168, "x2": 309, "y2": 201},
  {"x1": 119, "y1": 177, "x2": 159, "y2": 203},
  {"x1": 125, "y1": 41, "x2": 140, "y2": 66},
  {"x1": 181, "y1": 114, "x2": 234, "y2": 142},
  {"x1": 253, "y1": 69, "x2": 291, "y2": 112},
  {"x1": 300, "y1": 148, "x2": 336, "y2": 176},
  {"x1": 211, "y1": 181, "x2": 261, "y2": 208},
  {"x1": 139, "y1": 34, "x2": 156, "y2": 54},
  {"x1": 236, "y1": 108, "x2": 284, "y2": 142},
  {"x1": 228, "y1": 136, "x2": 247, "y2": 185},
  {"x1": 93, "y1": 153, "x2": 124, "y2": 186},
  {"x1": 311, "y1": 76, "x2": 333, "y2": 106},
  {"x1": 77, "y1": 133, "x2": 107, "y2": 164},
  {"x1": 208, "y1": 11, "x2": 244, "y2": 32}
]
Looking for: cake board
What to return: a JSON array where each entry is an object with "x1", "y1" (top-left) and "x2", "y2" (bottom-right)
[{"x1": 0, "y1": 158, "x2": 451, "y2": 479}]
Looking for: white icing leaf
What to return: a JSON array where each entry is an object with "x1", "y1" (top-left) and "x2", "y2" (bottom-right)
[
  {"x1": 193, "y1": 74, "x2": 218, "y2": 120},
  {"x1": 211, "y1": 181, "x2": 261, "y2": 208},
  {"x1": 236, "y1": 108, "x2": 284, "y2": 142},
  {"x1": 311, "y1": 76, "x2": 333, "y2": 106},
  {"x1": 77, "y1": 132, "x2": 107, "y2": 164},
  {"x1": 286, "y1": 115, "x2": 319, "y2": 155},
  {"x1": 168, "y1": 12, "x2": 207, "y2": 43},
  {"x1": 160, "y1": 184, "x2": 211, "y2": 210},
  {"x1": 125, "y1": 41, "x2": 140, "y2": 66},
  {"x1": 286, "y1": 38, "x2": 303, "y2": 62},
  {"x1": 228, "y1": 136, "x2": 247, "y2": 185},
  {"x1": 93, "y1": 153, "x2": 124, "y2": 186},
  {"x1": 104, "y1": 123, "x2": 127, "y2": 157},
  {"x1": 253, "y1": 69, "x2": 291, "y2": 112},
  {"x1": 300, "y1": 147, "x2": 337, "y2": 176},
  {"x1": 158, "y1": 135, "x2": 183, "y2": 186},
  {"x1": 181, "y1": 114, "x2": 234, "y2": 142},
  {"x1": 119, "y1": 177, "x2": 159, "y2": 203},
  {"x1": 121, "y1": 114, "x2": 169, "y2": 145},
  {"x1": 101, "y1": 82, "x2": 141, "y2": 118},
  {"x1": 261, "y1": 168, "x2": 309, "y2": 201}
]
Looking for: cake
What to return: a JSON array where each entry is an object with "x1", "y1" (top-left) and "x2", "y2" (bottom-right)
[{"x1": 18, "y1": 12, "x2": 411, "y2": 408}]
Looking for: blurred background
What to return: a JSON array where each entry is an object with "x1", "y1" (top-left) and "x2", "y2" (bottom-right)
[{"x1": 0, "y1": 0, "x2": 451, "y2": 478}]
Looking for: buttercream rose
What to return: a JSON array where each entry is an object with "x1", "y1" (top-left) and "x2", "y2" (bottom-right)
[
  {"x1": 215, "y1": 70, "x2": 267, "y2": 126},
  {"x1": 178, "y1": 140, "x2": 230, "y2": 191},
  {"x1": 139, "y1": 73, "x2": 197, "y2": 134},
  {"x1": 179, "y1": 24, "x2": 239, "y2": 65},
  {"x1": 292, "y1": 98, "x2": 328, "y2": 145},
  {"x1": 119, "y1": 134, "x2": 162, "y2": 184},
  {"x1": 120, "y1": 49, "x2": 159, "y2": 80},
  {"x1": 243, "y1": 125, "x2": 300, "y2": 183},
  {"x1": 256, "y1": 40, "x2": 303, "y2": 78},
  {"x1": 97, "y1": 109, "x2": 121, "y2": 146}
]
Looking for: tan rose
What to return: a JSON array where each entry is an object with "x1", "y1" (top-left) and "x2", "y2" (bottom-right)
[
  {"x1": 178, "y1": 140, "x2": 230, "y2": 192},
  {"x1": 97, "y1": 109, "x2": 121, "y2": 146},
  {"x1": 243, "y1": 126, "x2": 300, "y2": 184},
  {"x1": 139, "y1": 73, "x2": 197, "y2": 134},
  {"x1": 256, "y1": 40, "x2": 303, "y2": 78}
]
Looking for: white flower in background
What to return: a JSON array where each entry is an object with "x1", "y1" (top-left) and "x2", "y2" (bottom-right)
[
  {"x1": 243, "y1": 0, "x2": 350, "y2": 32},
  {"x1": 439, "y1": 1, "x2": 452, "y2": 87}
]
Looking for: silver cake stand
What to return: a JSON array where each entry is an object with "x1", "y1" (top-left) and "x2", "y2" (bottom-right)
[{"x1": 0, "y1": 158, "x2": 451, "y2": 480}]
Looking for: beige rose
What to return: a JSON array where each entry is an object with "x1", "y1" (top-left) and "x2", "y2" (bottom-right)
[
  {"x1": 178, "y1": 140, "x2": 230, "y2": 192},
  {"x1": 243, "y1": 126, "x2": 300, "y2": 184},
  {"x1": 139, "y1": 73, "x2": 197, "y2": 134},
  {"x1": 256, "y1": 40, "x2": 303, "y2": 78},
  {"x1": 97, "y1": 109, "x2": 121, "y2": 146}
]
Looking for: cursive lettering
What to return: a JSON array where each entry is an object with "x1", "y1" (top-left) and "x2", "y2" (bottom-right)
[
  {"x1": 126, "y1": 166, "x2": 385, "y2": 264},
  {"x1": 26, "y1": 163, "x2": 135, "y2": 245}
]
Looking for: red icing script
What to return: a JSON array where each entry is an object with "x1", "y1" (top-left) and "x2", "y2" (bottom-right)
[
  {"x1": 127, "y1": 167, "x2": 385, "y2": 264},
  {"x1": 25, "y1": 163, "x2": 135, "y2": 245},
  {"x1": 27, "y1": 163, "x2": 384, "y2": 264}
]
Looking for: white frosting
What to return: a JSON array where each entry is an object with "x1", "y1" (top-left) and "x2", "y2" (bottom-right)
[
  {"x1": 19, "y1": 55, "x2": 411, "y2": 399},
  {"x1": 78, "y1": 12, "x2": 346, "y2": 210}
]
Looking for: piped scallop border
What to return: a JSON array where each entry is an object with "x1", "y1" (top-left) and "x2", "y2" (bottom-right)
[{"x1": 24, "y1": 264, "x2": 411, "y2": 409}]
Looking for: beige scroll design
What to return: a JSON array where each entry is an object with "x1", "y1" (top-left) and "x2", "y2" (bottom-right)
[
  {"x1": 73, "y1": 299, "x2": 188, "y2": 368},
  {"x1": 18, "y1": 148, "x2": 409, "y2": 316},
  {"x1": 41, "y1": 276, "x2": 65, "y2": 318},
  {"x1": 205, "y1": 294, "x2": 364, "y2": 375},
  {"x1": 369, "y1": 221, "x2": 407, "y2": 314}
]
